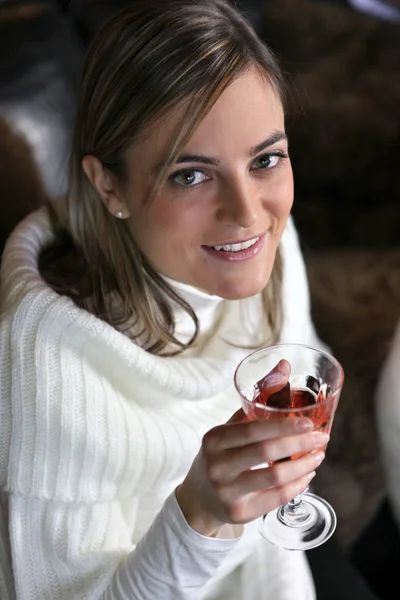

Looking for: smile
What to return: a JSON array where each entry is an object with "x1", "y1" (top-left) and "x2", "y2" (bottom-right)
[
  {"x1": 211, "y1": 237, "x2": 259, "y2": 252},
  {"x1": 202, "y1": 234, "x2": 265, "y2": 262}
]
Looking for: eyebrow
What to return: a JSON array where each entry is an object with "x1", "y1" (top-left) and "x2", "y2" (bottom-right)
[
  {"x1": 250, "y1": 131, "x2": 288, "y2": 156},
  {"x1": 154, "y1": 130, "x2": 288, "y2": 172}
]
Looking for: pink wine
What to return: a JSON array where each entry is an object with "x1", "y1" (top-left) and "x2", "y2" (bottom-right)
[
  {"x1": 252, "y1": 385, "x2": 331, "y2": 429},
  {"x1": 250, "y1": 384, "x2": 334, "y2": 459}
]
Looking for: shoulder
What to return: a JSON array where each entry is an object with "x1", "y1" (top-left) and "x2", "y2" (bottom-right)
[
  {"x1": 280, "y1": 215, "x2": 309, "y2": 304},
  {"x1": 281, "y1": 214, "x2": 301, "y2": 249},
  {"x1": 1, "y1": 206, "x2": 54, "y2": 307},
  {"x1": 0, "y1": 206, "x2": 114, "y2": 373},
  {"x1": 278, "y1": 215, "x2": 324, "y2": 346},
  {"x1": 280, "y1": 215, "x2": 306, "y2": 272}
]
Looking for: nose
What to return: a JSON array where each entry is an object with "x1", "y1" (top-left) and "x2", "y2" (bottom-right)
[{"x1": 216, "y1": 175, "x2": 260, "y2": 228}]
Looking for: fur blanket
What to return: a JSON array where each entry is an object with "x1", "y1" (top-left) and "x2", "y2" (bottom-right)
[
  {"x1": 306, "y1": 248, "x2": 400, "y2": 548},
  {"x1": 258, "y1": 0, "x2": 400, "y2": 249},
  {"x1": 0, "y1": 118, "x2": 45, "y2": 255}
]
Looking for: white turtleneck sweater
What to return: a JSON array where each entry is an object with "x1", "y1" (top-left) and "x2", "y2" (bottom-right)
[{"x1": 0, "y1": 208, "x2": 323, "y2": 600}]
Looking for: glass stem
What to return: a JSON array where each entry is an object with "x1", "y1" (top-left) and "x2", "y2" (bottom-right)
[
  {"x1": 278, "y1": 488, "x2": 316, "y2": 527},
  {"x1": 287, "y1": 494, "x2": 303, "y2": 512}
]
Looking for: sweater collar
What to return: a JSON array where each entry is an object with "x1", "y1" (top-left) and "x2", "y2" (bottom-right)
[
  {"x1": 162, "y1": 276, "x2": 223, "y2": 313},
  {"x1": 162, "y1": 276, "x2": 225, "y2": 347}
]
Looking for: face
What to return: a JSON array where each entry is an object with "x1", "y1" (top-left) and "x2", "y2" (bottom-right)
[{"x1": 102, "y1": 70, "x2": 293, "y2": 299}]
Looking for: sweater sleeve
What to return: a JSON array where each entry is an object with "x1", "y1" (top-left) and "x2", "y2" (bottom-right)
[
  {"x1": 103, "y1": 491, "x2": 240, "y2": 599},
  {"x1": 7, "y1": 490, "x2": 239, "y2": 600}
]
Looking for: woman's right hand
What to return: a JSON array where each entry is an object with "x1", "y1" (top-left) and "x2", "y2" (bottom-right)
[{"x1": 176, "y1": 410, "x2": 329, "y2": 538}]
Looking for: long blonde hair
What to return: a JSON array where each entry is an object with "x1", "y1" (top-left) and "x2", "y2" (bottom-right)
[{"x1": 40, "y1": 0, "x2": 286, "y2": 355}]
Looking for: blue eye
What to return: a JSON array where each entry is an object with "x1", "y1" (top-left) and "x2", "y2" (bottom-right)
[
  {"x1": 170, "y1": 169, "x2": 208, "y2": 187},
  {"x1": 252, "y1": 152, "x2": 287, "y2": 170}
]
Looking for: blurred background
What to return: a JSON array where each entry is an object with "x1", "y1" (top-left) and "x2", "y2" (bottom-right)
[{"x1": 0, "y1": 0, "x2": 399, "y2": 593}]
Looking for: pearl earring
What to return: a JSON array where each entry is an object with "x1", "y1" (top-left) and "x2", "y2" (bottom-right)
[{"x1": 115, "y1": 210, "x2": 124, "y2": 219}]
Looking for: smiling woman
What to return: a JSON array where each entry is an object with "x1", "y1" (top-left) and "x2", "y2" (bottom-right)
[
  {"x1": 82, "y1": 71, "x2": 292, "y2": 303},
  {"x1": 37, "y1": 0, "x2": 290, "y2": 355},
  {"x1": 0, "y1": 1, "x2": 379, "y2": 600}
]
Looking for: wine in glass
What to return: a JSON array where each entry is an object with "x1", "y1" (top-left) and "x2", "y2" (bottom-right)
[{"x1": 234, "y1": 343, "x2": 344, "y2": 551}]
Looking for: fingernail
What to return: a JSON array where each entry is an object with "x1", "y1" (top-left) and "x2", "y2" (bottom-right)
[
  {"x1": 295, "y1": 418, "x2": 314, "y2": 432},
  {"x1": 312, "y1": 432, "x2": 330, "y2": 446},
  {"x1": 262, "y1": 373, "x2": 287, "y2": 386},
  {"x1": 312, "y1": 450, "x2": 325, "y2": 465},
  {"x1": 306, "y1": 471, "x2": 316, "y2": 482}
]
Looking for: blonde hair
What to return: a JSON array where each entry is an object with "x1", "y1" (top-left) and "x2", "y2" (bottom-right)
[{"x1": 40, "y1": 0, "x2": 286, "y2": 355}]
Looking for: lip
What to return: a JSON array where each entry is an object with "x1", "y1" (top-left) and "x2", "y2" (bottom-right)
[
  {"x1": 205, "y1": 233, "x2": 264, "y2": 247},
  {"x1": 202, "y1": 233, "x2": 265, "y2": 262}
]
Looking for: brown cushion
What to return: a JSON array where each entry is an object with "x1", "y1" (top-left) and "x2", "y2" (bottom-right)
[
  {"x1": 0, "y1": 117, "x2": 45, "y2": 256},
  {"x1": 306, "y1": 248, "x2": 400, "y2": 547}
]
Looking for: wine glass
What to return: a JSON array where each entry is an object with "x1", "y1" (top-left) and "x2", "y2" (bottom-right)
[{"x1": 234, "y1": 343, "x2": 344, "y2": 551}]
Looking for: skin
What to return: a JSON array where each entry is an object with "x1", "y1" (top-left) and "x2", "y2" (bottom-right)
[
  {"x1": 83, "y1": 69, "x2": 294, "y2": 299},
  {"x1": 175, "y1": 362, "x2": 328, "y2": 538},
  {"x1": 83, "y1": 69, "x2": 327, "y2": 537}
]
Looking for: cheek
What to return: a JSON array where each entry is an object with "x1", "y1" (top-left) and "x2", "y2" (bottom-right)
[
  {"x1": 152, "y1": 199, "x2": 202, "y2": 233},
  {"x1": 134, "y1": 196, "x2": 207, "y2": 253},
  {"x1": 259, "y1": 180, "x2": 293, "y2": 235}
]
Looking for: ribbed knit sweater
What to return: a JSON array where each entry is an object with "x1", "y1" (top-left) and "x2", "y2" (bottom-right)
[{"x1": 0, "y1": 208, "x2": 321, "y2": 599}]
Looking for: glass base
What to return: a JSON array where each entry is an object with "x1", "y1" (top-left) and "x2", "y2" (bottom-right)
[{"x1": 258, "y1": 492, "x2": 337, "y2": 551}]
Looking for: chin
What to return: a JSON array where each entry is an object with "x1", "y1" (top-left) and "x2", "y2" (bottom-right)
[{"x1": 209, "y1": 272, "x2": 272, "y2": 301}]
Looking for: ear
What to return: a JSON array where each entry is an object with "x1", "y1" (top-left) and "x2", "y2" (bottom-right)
[{"x1": 82, "y1": 155, "x2": 130, "y2": 219}]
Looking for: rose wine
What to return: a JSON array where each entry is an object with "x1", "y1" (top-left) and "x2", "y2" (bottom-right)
[
  {"x1": 249, "y1": 383, "x2": 335, "y2": 459},
  {"x1": 235, "y1": 346, "x2": 343, "y2": 550}
]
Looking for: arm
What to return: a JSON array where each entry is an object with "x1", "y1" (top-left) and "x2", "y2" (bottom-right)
[
  {"x1": 8, "y1": 491, "x2": 238, "y2": 600},
  {"x1": 7, "y1": 413, "x2": 325, "y2": 600},
  {"x1": 103, "y1": 491, "x2": 238, "y2": 599}
]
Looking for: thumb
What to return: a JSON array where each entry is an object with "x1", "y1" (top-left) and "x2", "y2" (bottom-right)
[{"x1": 257, "y1": 358, "x2": 291, "y2": 395}]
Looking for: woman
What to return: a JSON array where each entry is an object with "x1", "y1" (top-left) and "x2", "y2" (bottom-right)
[{"x1": 0, "y1": 1, "x2": 378, "y2": 599}]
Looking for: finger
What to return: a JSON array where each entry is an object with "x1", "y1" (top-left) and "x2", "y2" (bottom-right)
[
  {"x1": 225, "y1": 472, "x2": 317, "y2": 525},
  {"x1": 249, "y1": 471, "x2": 318, "y2": 522},
  {"x1": 225, "y1": 449, "x2": 325, "y2": 500},
  {"x1": 207, "y1": 431, "x2": 328, "y2": 483},
  {"x1": 256, "y1": 359, "x2": 291, "y2": 395},
  {"x1": 203, "y1": 416, "x2": 314, "y2": 453}
]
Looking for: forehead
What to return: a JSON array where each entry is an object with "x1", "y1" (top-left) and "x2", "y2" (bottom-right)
[
  {"x1": 128, "y1": 70, "x2": 284, "y2": 168},
  {"x1": 187, "y1": 70, "x2": 284, "y2": 153}
]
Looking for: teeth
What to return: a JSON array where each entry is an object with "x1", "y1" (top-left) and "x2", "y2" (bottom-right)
[{"x1": 212, "y1": 237, "x2": 259, "y2": 252}]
